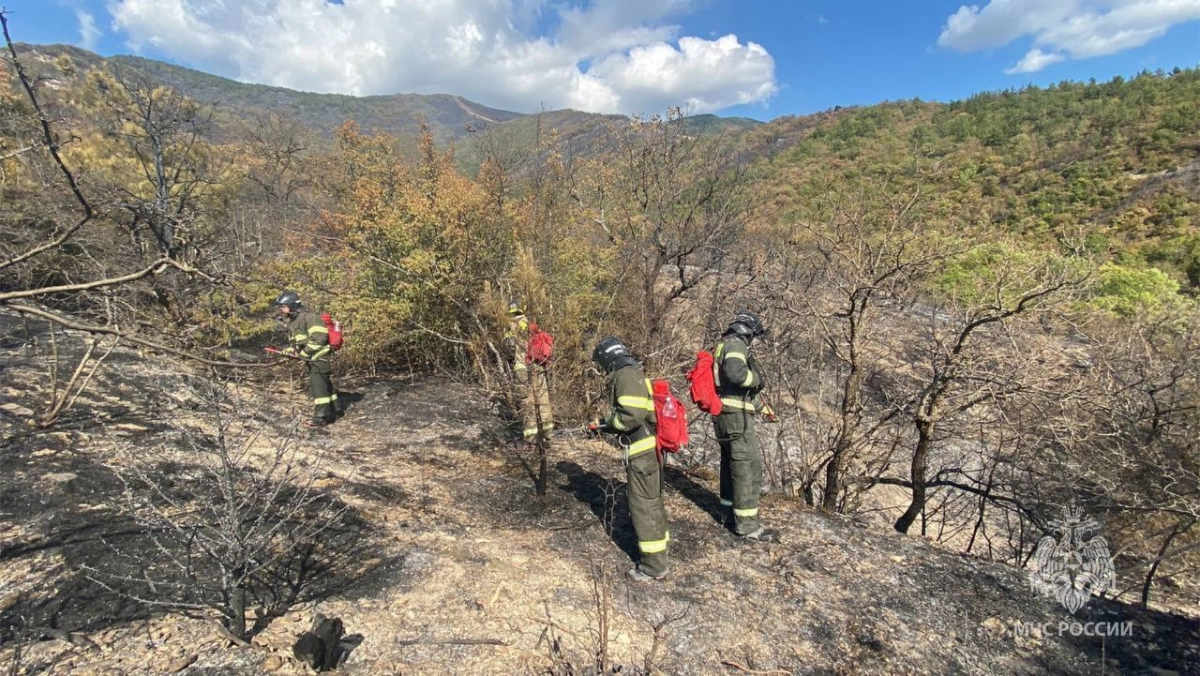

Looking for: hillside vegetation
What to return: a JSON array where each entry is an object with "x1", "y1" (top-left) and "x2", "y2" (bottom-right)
[
  {"x1": 2, "y1": 17, "x2": 1198, "y2": 674},
  {"x1": 749, "y1": 69, "x2": 1200, "y2": 288}
]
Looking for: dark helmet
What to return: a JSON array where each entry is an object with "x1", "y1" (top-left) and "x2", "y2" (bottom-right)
[
  {"x1": 271, "y1": 290, "x2": 302, "y2": 312},
  {"x1": 728, "y1": 311, "x2": 765, "y2": 342},
  {"x1": 507, "y1": 301, "x2": 525, "y2": 316},
  {"x1": 591, "y1": 336, "x2": 633, "y2": 373}
]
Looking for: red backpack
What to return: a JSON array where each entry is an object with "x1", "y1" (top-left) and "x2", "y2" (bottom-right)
[
  {"x1": 525, "y1": 322, "x2": 554, "y2": 366},
  {"x1": 686, "y1": 350, "x2": 722, "y2": 415},
  {"x1": 652, "y1": 379, "x2": 689, "y2": 454},
  {"x1": 321, "y1": 313, "x2": 344, "y2": 351}
]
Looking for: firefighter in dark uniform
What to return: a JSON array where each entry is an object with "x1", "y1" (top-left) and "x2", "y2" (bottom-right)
[
  {"x1": 504, "y1": 302, "x2": 554, "y2": 442},
  {"x1": 712, "y1": 311, "x2": 778, "y2": 541},
  {"x1": 272, "y1": 291, "x2": 339, "y2": 427},
  {"x1": 589, "y1": 337, "x2": 669, "y2": 581}
]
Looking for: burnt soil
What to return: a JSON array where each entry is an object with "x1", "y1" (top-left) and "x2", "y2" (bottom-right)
[{"x1": 1, "y1": 317, "x2": 1198, "y2": 675}]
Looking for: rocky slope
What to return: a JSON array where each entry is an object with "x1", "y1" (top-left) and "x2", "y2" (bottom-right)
[{"x1": 1, "y1": 315, "x2": 1197, "y2": 675}]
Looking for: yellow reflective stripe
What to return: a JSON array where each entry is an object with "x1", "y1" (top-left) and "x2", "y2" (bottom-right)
[
  {"x1": 639, "y1": 537, "x2": 668, "y2": 554},
  {"x1": 733, "y1": 506, "x2": 758, "y2": 517},
  {"x1": 292, "y1": 333, "x2": 308, "y2": 341},
  {"x1": 725, "y1": 352, "x2": 747, "y2": 362},
  {"x1": 513, "y1": 362, "x2": 528, "y2": 371},
  {"x1": 330, "y1": 393, "x2": 338, "y2": 401},
  {"x1": 308, "y1": 325, "x2": 328, "y2": 334},
  {"x1": 720, "y1": 498, "x2": 733, "y2": 507},
  {"x1": 740, "y1": 372, "x2": 756, "y2": 388},
  {"x1": 720, "y1": 397, "x2": 756, "y2": 410},
  {"x1": 608, "y1": 411, "x2": 628, "y2": 431},
  {"x1": 523, "y1": 426, "x2": 540, "y2": 438},
  {"x1": 307, "y1": 346, "x2": 331, "y2": 359},
  {"x1": 314, "y1": 396, "x2": 335, "y2": 404},
  {"x1": 617, "y1": 395, "x2": 654, "y2": 411},
  {"x1": 627, "y1": 435, "x2": 657, "y2": 456}
]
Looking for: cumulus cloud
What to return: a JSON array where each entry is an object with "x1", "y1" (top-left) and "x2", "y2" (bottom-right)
[
  {"x1": 938, "y1": 0, "x2": 1200, "y2": 73},
  {"x1": 1003, "y1": 47, "x2": 1066, "y2": 73},
  {"x1": 106, "y1": 0, "x2": 777, "y2": 115},
  {"x1": 76, "y1": 9, "x2": 101, "y2": 50}
]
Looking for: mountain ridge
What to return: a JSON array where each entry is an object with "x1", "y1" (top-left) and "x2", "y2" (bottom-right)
[{"x1": 15, "y1": 42, "x2": 761, "y2": 148}]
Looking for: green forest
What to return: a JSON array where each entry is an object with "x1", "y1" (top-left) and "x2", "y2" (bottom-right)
[{"x1": 2, "y1": 20, "x2": 1198, "y2": 664}]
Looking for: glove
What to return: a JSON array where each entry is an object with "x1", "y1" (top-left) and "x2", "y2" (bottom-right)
[
  {"x1": 282, "y1": 346, "x2": 299, "y2": 357},
  {"x1": 761, "y1": 405, "x2": 778, "y2": 423}
]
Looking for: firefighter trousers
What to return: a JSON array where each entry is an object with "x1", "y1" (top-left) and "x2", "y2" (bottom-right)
[
  {"x1": 626, "y1": 450, "x2": 669, "y2": 576},
  {"x1": 520, "y1": 368, "x2": 554, "y2": 440},
  {"x1": 714, "y1": 410, "x2": 762, "y2": 535},
  {"x1": 307, "y1": 360, "x2": 338, "y2": 422}
]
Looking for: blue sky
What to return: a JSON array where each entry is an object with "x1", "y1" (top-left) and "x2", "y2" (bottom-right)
[{"x1": 3, "y1": 1, "x2": 1198, "y2": 120}]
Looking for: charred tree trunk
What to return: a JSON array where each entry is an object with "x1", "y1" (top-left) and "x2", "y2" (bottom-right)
[{"x1": 895, "y1": 416, "x2": 934, "y2": 534}]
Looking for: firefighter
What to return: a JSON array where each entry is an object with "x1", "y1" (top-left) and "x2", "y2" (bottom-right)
[
  {"x1": 712, "y1": 311, "x2": 778, "y2": 542},
  {"x1": 589, "y1": 337, "x2": 669, "y2": 581},
  {"x1": 504, "y1": 302, "x2": 554, "y2": 443},
  {"x1": 272, "y1": 291, "x2": 339, "y2": 427}
]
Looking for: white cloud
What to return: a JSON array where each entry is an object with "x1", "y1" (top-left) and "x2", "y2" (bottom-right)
[
  {"x1": 1004, "y1": 47, "x2": 1067, "y2": 73},
  {"x1": 938, "y1": 0, "x2": 1200, "y2": 73},
  {"x1": 105, "y1": 0, "x2": 777, "y2": 115},
  {"x1": 76, "y1": 9, "x2": 101, "y2": 50}
]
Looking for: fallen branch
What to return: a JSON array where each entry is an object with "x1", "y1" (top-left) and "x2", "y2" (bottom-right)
[
  {"x1": 396, "y1": 636, "x2": 507, "y2": 647},
  {"x1": 0, "y1": 258, "x2": 218, "y2": 303},
  {"x1": 720, "y1": 661, "x2": 792, "y2": 676},
  {"x1": 212, "y1": 621, "x2": 250, "y2": 647},
  {"x1": 6, "y1": 304, "x2": 274, "y2": 369}
]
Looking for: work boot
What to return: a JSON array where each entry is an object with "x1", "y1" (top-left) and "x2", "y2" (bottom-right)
[
  {"x1": 741, "y1": 527, "x2": 779, "y2": 543},
  {"x1": 304, "y1": 417, "x2": 332, "y2": 428},
  {"x1": 626, "y1": 564, "x2": 669, "y2": 582}
]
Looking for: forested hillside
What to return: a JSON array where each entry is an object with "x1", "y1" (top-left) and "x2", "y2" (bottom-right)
[
  {"x1": 3, "y1": 16, "x2": 1198, "y2": 673},
  {"x1": 748, "y1": 69, "x2": 1200, "y2": 290}
]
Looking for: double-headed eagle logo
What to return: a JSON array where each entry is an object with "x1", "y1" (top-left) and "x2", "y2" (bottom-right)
[{"x1": 1029, "y1": 506, "x2": 1116, "y2": 614}]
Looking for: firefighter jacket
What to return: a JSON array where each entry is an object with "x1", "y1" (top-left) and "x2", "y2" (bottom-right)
[
  {"x1": 600, "y1": 363, "x2": 657, "y2": 458},
  {"x1": 501, "y1": 314, "x2": 530, "y2": 384},
  {"x1": 286, "y1": 311, "x2": 332, "y2": 362},
  {"x1": 714, "y1": 333, "x2": 767, "y2": 413}
]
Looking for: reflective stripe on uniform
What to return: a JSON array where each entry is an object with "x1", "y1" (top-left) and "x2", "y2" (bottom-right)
[
  {"x1": 292, "y1": 333, "x2": 307, "y2": 343},
  {"x1": 617, "y1": 395, "x2": 654, "y2": 411},
  {"x1": 608, "y1": 411, "x2": 628, "y2": 431},
  {"x1": 720, "y1": 397, "x2": 757, "y2": 410},
  {"x1": 720, "y1": 498, "x2": 733, "y2": 507},
  {"x1": 733, "y1": 506, "x2": 759, "y2": 518},
  {"x1": 305, "y1": 346, "x2": 331, "y2": 360},
  {"x1": 314, "y1": 395, "x2": 336, "y2": 405},
  {"x1": 627, "y1": 435, "x2": 657, "y2": 457},
  {"x1": 639, "y1": 537, "x2": 668, "y2": 554},
  {"x1": 308, "y1": 325, "x2": 328, "y2": 335},
  {"x1": 513, "y1": 362, "x2": 528, "y2": 371},
  {"x1": 721, "y1": 350, "x2": 756, "y2": 387}
]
